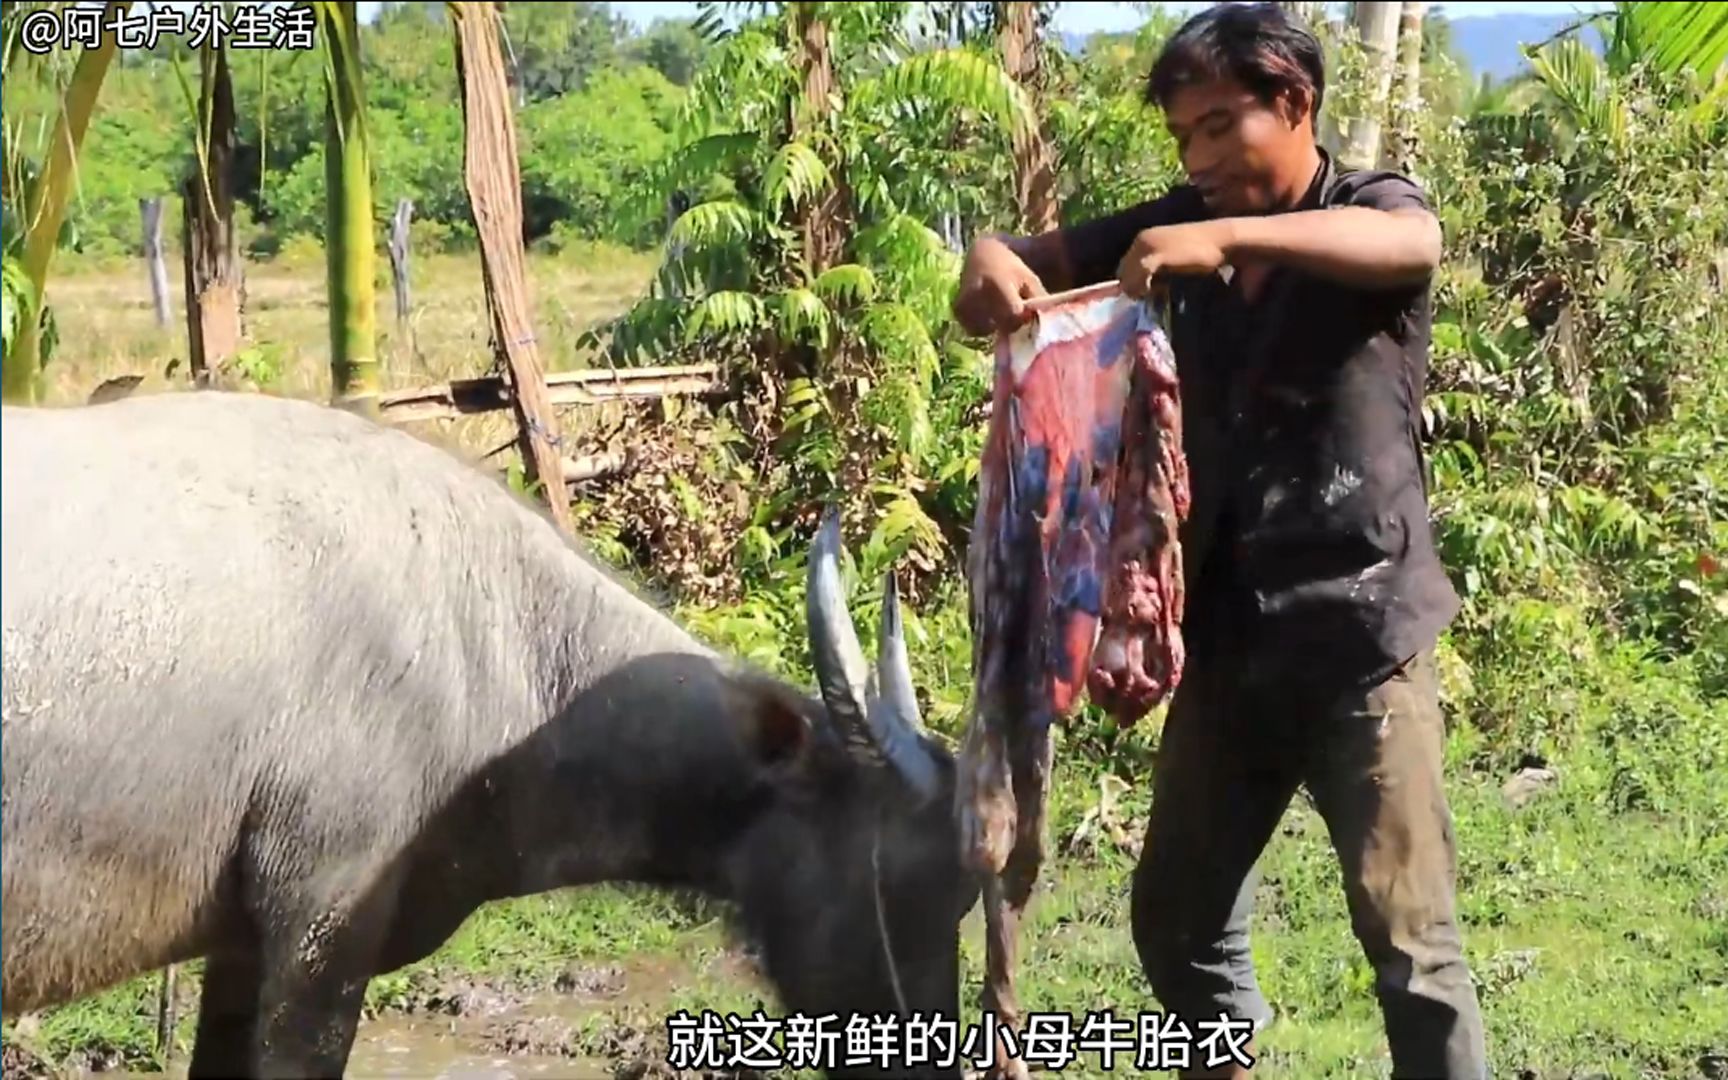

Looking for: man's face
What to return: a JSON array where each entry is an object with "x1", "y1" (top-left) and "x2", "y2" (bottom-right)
[{"x1": 1163, "y1": 77, "x2": 1310, "y2": 216}]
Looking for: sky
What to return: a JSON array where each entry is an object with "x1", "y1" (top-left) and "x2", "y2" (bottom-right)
[
  {"x1": 343, "y1": 1, "x2": 1617, "y2": 36},
  {"x1": 600, "y1": 1, "x2": 1613, "y2": 36}
]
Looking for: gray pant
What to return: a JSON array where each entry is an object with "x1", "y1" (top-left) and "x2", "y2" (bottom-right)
[{"x1": 1129, "y1": 648, "x2": 1488, "y2": 1078}]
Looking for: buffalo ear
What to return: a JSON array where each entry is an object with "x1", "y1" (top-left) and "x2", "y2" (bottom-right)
[{"x1": 722, "y1": 671, "x2": 815, "y2": 771}]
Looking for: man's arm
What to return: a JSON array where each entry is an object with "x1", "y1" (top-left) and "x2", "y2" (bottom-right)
[
  {"x1": 997, "y1": 187, "x2": 1212, "y2": 293},
  {"x1": 1217, "y1": 204, "x2": 1441, "y2": 290}
]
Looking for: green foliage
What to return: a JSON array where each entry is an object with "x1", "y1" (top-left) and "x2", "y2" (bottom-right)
[
  {"x1": 622, "y1": 16, "x2": 712, "y2": 86},
  {"x1": 6, "y1": 5, "x2": 1728, "y2": 1077},
  {"x1": 0, "y1": 4, "x2": 712, "y2": 260},
  {"x1": 502, "y1": 1, "x2": 632, "y2": 101},
  {"x1": 519, "y1": 64, "x2": 684, "y2": 248},
  {"x1": 0, "y1": 248, "x2": 35, "y2": 358},
  {"x1": 1420, "y1": 57, "x2": 1728, "y2": 703}
]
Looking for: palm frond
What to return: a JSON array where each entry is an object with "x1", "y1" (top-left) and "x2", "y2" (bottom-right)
[
  {"x1": 774, "y1": 286, "x2": 834, "y2": 349},
  {"x1": 1524, "y1": 36, "x2": 1627, "y2": 147},
  {"x1": 812, "y1": 262, "x2": 879, "y2": 306},
  {"x1": 762, "y1": 140, "x2": 832, "y2": 214},
  {"x1": 1615, "y1": 1, "x2": 1728, "y2": 79},
  {"x1": 667, "y1": 198, "x2": 761, "y2": 251},
  {"x1": 686, "y1": 289, "x2": 769, "y2": 340},
  {"x1": 855, "y1": 46, "x2": 1037, "y2": 150}
]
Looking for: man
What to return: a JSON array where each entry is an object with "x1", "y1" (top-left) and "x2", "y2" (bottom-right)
[{"x1": 952, "y1": 4, "x2": 1487, "y2": 1079}]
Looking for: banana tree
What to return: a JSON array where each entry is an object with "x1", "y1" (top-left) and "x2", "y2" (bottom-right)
[{"x1": 2, "y1": 0, "x2": 132, "y2": 403}]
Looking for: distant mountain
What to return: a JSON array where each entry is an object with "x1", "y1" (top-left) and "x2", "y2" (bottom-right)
[
  {"x1": 1058, "y1": 30, "x2": 1093, "y2": 56},
  {"x1": 1444, "y1": 10, "x2": 1603, "y2": 81},
  {"x1": 1056, "y1": 9, "x2": 1606, "y2": 86}
]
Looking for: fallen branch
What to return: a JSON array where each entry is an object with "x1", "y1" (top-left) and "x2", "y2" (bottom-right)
[
  {"x1": 560, "y1": 449, "x2": 633, "y2": 485},
  {"x1": 490, "y1": 449, "x2": 636, "y2": 486},
  {"x1": 377, "y1": 364, "x2": 723, "y2": 424}
]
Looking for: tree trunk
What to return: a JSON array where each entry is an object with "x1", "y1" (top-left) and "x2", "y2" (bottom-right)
[
  {"x1": 788, "y1": 2, "x2": 849, "y2": 276},
  {"x1": 319, "y1": 1, "x2": 381, "y2": 413},
  {"x1": 1341, "y1": 2, "x2": 1402, "y2": 170},
  {"x1": 450, "y1": 0, "x2": 571, "y2": 535},
  {"x1": 1384, "y1": 1, "x2": 1429, "y2": 174},
  {"x1": 181, "y1": 43, "x2": 244, "y2": 387},
  {"x1": 154, "y1": 964, "x2": 178, "y2": 1064},
  {"x1": 3, "y1": 0, "x2": 131, "y2": 403},
  {"x1": 140, "y1": 197, "x2": 171, "y2": 328},
  {"x1": 996, "y1": 2, "x2": 1060, "y2": 235}
]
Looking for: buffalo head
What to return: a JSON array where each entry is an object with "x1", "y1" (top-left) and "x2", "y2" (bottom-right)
[{"x1": 716, "y1": 509, "x2": 980, "y2": 1079}]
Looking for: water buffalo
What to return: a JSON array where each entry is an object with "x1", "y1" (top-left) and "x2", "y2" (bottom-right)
[{"x1": 0, "y1": 390, "x2": 977, "y2": 1079}]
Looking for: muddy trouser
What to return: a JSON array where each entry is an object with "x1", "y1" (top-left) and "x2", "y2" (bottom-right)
[{"x1": 1129, "y1": 645, "x2": 1488, "y2": 1079}]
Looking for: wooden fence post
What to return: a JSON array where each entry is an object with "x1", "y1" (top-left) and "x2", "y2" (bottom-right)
[
  {"x1": 388, "y1": 197, "x2": 413, "y2": 326},
  {"x1": 450, "y1": 0, "x2": 570, "y2": 534},
  {"x1": 155, "y1": 964, "x2": 178, "y2": 1064},
  {"x1": 140, "y1": 197, "x2": 171, "y2": 328}
]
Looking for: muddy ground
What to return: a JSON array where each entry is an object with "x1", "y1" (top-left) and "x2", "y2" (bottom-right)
[{"x1": 1, "y1": 951, "x2": 774, "y2": 1080}]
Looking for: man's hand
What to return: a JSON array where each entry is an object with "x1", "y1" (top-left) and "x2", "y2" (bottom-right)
[
  {"x1": 1116, "y1": 220, "x2": 1235, "y2": 299},
  {"x1": 953, "y1": 235, "x2": 1050, "y2": 337}
]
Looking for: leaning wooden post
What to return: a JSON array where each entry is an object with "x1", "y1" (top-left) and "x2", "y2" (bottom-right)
[
  {"x1": 140, "y1": 197, "x2": 172, "y2": 328},
  {"x1": 388, "y1": 197, "x2": 413, "y2": 326},
  {"x1": 180, "y1": 41, "x2": 245, "y2": 387},
  {"x1": 449, "y1": 0, "x2": 570, "y2": 533}
]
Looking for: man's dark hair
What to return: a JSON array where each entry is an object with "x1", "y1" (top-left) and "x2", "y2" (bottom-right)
[{"x1": 1145, "y1": 2, "x2": 1327, "y2": 121}]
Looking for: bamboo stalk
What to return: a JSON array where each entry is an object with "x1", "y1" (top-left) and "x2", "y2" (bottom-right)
[
  {"x1": 1021, "y1": 279, "x2": 1123, "y2": 312},
  {"x1": 320, "y1": 1, "x2": 381, "y2": 413},
  {"x1": 1341, "y1": 2, "x2": 1403, "y2": 171},
  {"x1": 1384, "y1": 1, "x2": 1430, "y2": 175},
  {"x1": 3, "y1": 0, "x2": 132, "y2": 402}
]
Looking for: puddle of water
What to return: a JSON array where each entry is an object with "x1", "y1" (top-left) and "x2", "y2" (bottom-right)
[
  {"x1": 338, "y1": 979, "x2": 644, "y2": 1080},
  {"x1": 48, "y1": 1009, "x2": 617, "y2": 1080},
  {"x1": 38, "y1": 997, "x2": 620, "y2": 1080},
  {"x1": 345, "y1": 1010, "x2": 613, "y2": 1080},
  {"x1": 22, "y1": 950, "x2": 755, "y2": 1080}
]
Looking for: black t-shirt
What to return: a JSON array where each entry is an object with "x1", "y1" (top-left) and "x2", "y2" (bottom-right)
[{"x1": 1060, "y1": 148, "x2": 1461, "y2": 697}]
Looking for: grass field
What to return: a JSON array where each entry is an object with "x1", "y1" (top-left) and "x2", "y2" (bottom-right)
[{"x1": 3, "y1": 248, "x2": 1725, "y2": 1080}]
